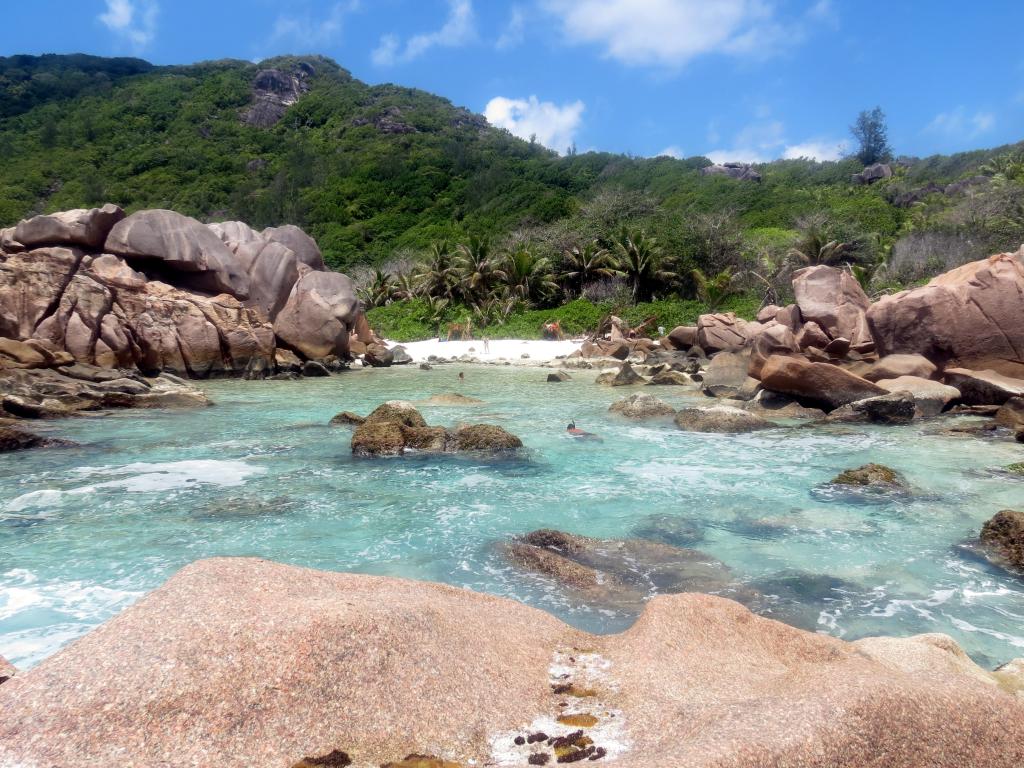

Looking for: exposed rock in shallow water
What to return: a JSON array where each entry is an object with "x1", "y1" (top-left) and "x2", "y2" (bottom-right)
[
  {"x1": 674, "y1": 405, "x2": 771, "y2": 433},
  {"x1": 995, "y1": 397, "x2": 1024, "y2": 430},
  {"x1": 831, "y1": 463, "x2": 907, "y2": 489},
  {"x1": 825, "y1": 390, "x2": 916, "y2": 425},
  {"x1": 759, "y1": 355, "x2": 885, "y2": 411},
  {"x1": 608, "y1": 393, "x2": 674, "y2": 419},
  {"x1": 417, "y1": 393, "x2": 484, "y2": 406},
  {"x1": 0, "y1": 425, "x2": 75, "y2": 452},
  {"x1": 944, "y1": 368, "x2": 1024, "y2": 406},
  {"x1": 876, "y1": 376, "x2": 959, "y2": 417},
  {"x1": 329, "y1": 411, "x2": 365, "y2": 426},
  {"x1": 351, "y1": 401, "x2": 521, "y2": 456},
  {"x1": 980, "y1": 510, "x2": 1024, "y2": 573},
  {"x1": 3, "y1": 557, "x2": 1023, "y2": 767}
]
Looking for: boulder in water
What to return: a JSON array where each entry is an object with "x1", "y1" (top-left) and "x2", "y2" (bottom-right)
[
  {"x1": 980, "y1": 510, "x2": 1024, "y2": 573},
  {"x1": 759, "y1": 355, "x2": 886, "y2": 411},
  {"x1": 451, "y1": 424, "x2": 522, "y2": 452},
  {"x1": 826, "y1": 391, "x2": 917, "y2": 425},
  {"x1": 674, "y1": 405, "x2": 772, "y2": 433},
  {"x1": 608, "y1": 393, "x2": 675, "y2": 419},
  {"x1": 875, "y1": 376, "x2": 960, "y2": 417},
  {"x1": 831, "y1": 463, "x2": 906, "y2": 489},
  {"x1": 944, "y1": 369, "x2": 1024, "y2": 406}
]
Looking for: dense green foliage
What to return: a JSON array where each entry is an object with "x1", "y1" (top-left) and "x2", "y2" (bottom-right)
[
  {"x1": 367, "y1": 295, "x2": 760, "y2": 342},
  {"x1": 2, "y1": 53, "x2": 1022, "y2": 304}
]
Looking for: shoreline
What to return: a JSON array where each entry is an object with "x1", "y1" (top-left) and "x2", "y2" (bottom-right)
[{"x1": 384, "y1": 336, "x2": 584, "y2": 365}]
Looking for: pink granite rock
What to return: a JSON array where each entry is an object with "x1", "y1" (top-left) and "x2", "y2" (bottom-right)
[{"x1": 0, "y1": 558, "x2": 1022, "y2": 768}]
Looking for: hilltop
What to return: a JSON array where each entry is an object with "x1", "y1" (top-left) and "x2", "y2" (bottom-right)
[{"x1": 1, "y1": 53, "x2": 1022, "y2": 282}]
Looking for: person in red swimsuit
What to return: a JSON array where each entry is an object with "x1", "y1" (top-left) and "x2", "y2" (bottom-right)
[{"x1": 567, "y1": 420, "x2": 601, "y2": 440}]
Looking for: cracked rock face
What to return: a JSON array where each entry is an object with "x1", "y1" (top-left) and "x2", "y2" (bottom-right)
[
  {"x1": 241, "y1": 66, "x2": 313, "y2": 128},
  {"x1": 0, "y1": 206, "x2": 363, "y2": 377},
  {"x1": 867, "y1": 248, "x2": 1024, "y2": 376}
]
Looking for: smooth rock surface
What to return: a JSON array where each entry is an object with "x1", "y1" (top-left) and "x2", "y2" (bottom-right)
[
  {"x1": 792, "y1": 265, "x2": 871, "y2": 345},
  {"x1": 14, "y1": 204, "x2": 124, "y2": 250},
  {"x1": 608, "y1": 393, "x2": 675, "y2": 419},
  {"x1": 876, "y1": 376, "x2": 960, "y2": 417},
  {"x1": 759, "y1": 355, "x2": 886, "y2": 411},
  {"x1": 1, "y1": 557, "x2": 1023, "y2": 768},
  {"x1": 674, "y1": 405, "x2": 772, "y2": 433},
  {"x1": 944, "y1": 368, "x2": 1024, "y2": 406}
]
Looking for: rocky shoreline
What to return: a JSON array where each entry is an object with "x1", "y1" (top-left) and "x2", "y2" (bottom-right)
[{"x1": 0, "y1": 557, "x2": 1022, "y2": 767}]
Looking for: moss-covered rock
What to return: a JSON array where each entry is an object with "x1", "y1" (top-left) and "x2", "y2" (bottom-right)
[
  {"x1": 980, "y1": 510, "x2": 1024, "y2": 571},
  {"x1": 451, "y1": 424, "x2": 522, "y2": 452},
  {"x1": 831, "y1": 463, "x2": 906, "y2": 488}
]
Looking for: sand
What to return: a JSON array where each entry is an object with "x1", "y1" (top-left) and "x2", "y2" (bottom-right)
[{"x1": 385, "y1": 337, "x2": 583, "y2": 364}]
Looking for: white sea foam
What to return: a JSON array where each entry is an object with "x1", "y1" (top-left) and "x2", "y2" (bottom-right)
[{"x1": 71, "y1": 459, "x2": 265, "y2": 492}]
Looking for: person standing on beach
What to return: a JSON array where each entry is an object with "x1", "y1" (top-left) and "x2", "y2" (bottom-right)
[{"x1": 483, "y1": 335, "x2": 490, "y2": 354}]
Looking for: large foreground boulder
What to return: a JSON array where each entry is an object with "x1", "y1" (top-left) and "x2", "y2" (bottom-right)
[
  {"x1": 1, "y1": 557, "x2": 1022, "y2": 767},
  {"x1": 866, "y1": 249, "x2": 1024, "y2": 373},
  {"x1": 758, "y1": 355, "x2": 886, "y2": 411}
]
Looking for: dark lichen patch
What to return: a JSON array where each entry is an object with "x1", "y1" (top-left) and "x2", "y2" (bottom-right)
[
  {"x1": 1007, "y1": 462, "x2": 1024, "y2": 475},
  {"x1": 292, "y1": 749, "x2": 351, "y2": 767},
  {"x1": 557, "y1": 714, "x2": 599, "y2": 728},
  {"x1": 528, "y1": 754, "x2": 551, "y2": 765},
  {"x1": 380, "y1": 755, "x2": 463, "y2": 768},
  {"x1": 551, "y1": 682, "x2": 596, "y2": 697}
]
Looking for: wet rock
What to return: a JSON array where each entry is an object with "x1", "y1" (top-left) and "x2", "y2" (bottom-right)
[
  {"x1": 943, "y1": 368, "x2": 1024, "y2": 406},
  {"x1": 980, "y1": 510, "x2": 1024, "y2": 572},
  {"x1": 826, "y1": 391, "x2": 916, "y2": 425},
  {"x1": 741, "y1": 390, "x2": 825, "y2": 420},
  {"x1": 364, "y1": 401, "x2": 427, "y2": 428},
  {"x1": 674, "y1": 405, "x2": 772, "y2": 433},
  {"x1": 548, "y1": 371, "x2": 572, "y2": 382},
  {"x1": 364, "y1": 343, "x2": 394, "y2": 367},
  {"x1": 418, "y1": 393, "x2": 485, "y2": 406},
  {"x1": 831, "y1": 463, "x2": 906, "y2": 489},
  {"x1": 451, "y1": 424, "x2": 522, "y2": 452},
  {"x1": 275, "y1": 348, "x2": 303, "y2": 373},
  {"x1": 419, "y1": 362, "x2": 433, "y2": 370},
  {"x1": 632, "y1": 514, "x2": 704, "y2": 547},
  {"x1": 606, "y1": 362, "x2": 644, "y2": 386},
  {"x1": 875, "y1": 376, "x2": 959, "y2": 417},
  {"x1": 759, "y1": 355, "x2": 886, "y2": 411},
  {"x1": 0, "y1": 426, "x2": 74, "y2": 452},
  {"x1": 329, "y1": 411, "x2": 365, "y2": 426},
  {"x1": 391, "y1": 345, "x2": 413, "y2": 365},
  {"x1": 647, "y1": 370, "x2": 690, "y2": 386},
  {"x1": 502, "y1": 529, "x2": 747, "y2": 612},
  {"x1": 302, "y1": 360, "x2": 331, "y2": 377},
  {"x1": 608, "y1": 393, "x2": 675, "y2": 419},
  {"x1": 994, "y1": 397, "x2": 1024, "y2": 431}
]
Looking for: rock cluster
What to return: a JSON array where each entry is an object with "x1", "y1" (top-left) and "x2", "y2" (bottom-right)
[
  {"x1": 0, "y1": 204, "x2": 368, "y2": 379},
  {"x1": 349, "y1": 401, "x2": 522, "y2": 457},
  {"x1": 2, "y1": 557, "x2": 1022, "y2": 767}
]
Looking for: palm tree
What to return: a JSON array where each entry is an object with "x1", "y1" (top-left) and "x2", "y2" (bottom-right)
[
  {"x1": 416, "y1": 240, "x2": 458, "y2": 299},
  {"x1": 612, "y1": 226, "x2": 672, "y2": 303},
  {"x1": 692, "y1": 267, "x2": 739, "y2": 312},
  {"x1": 455, "y1": 235, "x2": 506, "y2": 303},
  {"x1": 560, "y1": 240, "x2": 622, "y2": 294},
  {"x1": 503, "y1": 245, "x2": 558, "y2": 305},
  {"x1": 359, "y1": 269, "x2": 396, "y2": 308},
  {"x1": 787, "y1": 214, "x2": 850, "y2": 267}
]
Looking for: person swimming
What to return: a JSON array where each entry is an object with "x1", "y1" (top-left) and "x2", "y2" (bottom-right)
[{"x1": 566, "y1": 420, "x2": 601, "y2": 440}]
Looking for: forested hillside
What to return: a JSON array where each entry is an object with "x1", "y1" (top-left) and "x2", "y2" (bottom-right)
[{"x1": 2, "y1": 52, "x2": 1022, "y2": 316}]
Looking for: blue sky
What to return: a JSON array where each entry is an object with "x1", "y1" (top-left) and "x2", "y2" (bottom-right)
[{"x1": 4, "y1": 1, "x2": 1023, "y2": 161}]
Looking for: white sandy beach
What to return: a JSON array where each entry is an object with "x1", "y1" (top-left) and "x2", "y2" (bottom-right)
[{"x1": 385, "y1": 337, "x2": 583, "y2": 364}]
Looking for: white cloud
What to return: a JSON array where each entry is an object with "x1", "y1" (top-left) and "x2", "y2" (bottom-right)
[
  {"x1": 496, "y1": 5, "x2": 526, "y2": 50},
  {"x1": 270, "y1": 1, "x2": 359, "y2": 50},
  {"x1": 373, "y1": 0, "x2": 475, "y2": 66},
  {"x1": 657, "y1": 145, "x2": 685, "y2": 158},
  {"x1": 927, "y1": 107, "x2": 996, "y2": 138},
  {"x1": 782, "y1": 138, "x2": 849, "y2": 161},
  {"x1": 98, "y1": 0, "x2": 158, "y2": 50},
  {"x1": 484, "y1": 95, "x2": 584, "y2": 153},
  {"x1": 706, "y1": 119, "x2": 847, "y2": 163},
  {"x1": 541, "y1": 0, "x2": 832, "y2": 68}
]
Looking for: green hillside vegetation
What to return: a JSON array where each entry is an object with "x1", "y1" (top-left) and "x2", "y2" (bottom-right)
[{"x1": 2, "y1": 53, "x2": 1023, "y2": 339}]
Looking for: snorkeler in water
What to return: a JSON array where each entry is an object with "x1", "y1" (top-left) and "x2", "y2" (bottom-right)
[{"x1": 566, "y1": 420, "x2": 602, "y2": 441}]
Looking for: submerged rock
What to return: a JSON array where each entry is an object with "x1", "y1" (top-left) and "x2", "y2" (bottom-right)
[
  {"x1": 831, "y1": 463, "x2": 907, "y2": 489},
  {"x1": 417, "y1": 393, "x2": 484, "y2": 406},
  {"x1": 2, "y1": 557, "x2": 1023, "y2": 767},
  {"x1": 674, "y1": 405, "x2": 771, "y2": 433},
  {"x1": 329, "y1": 411, "x2": 365, "y2": 426},
  {"x1": 608, "y1": 393, "x2": 675, "y2": 419},
  {"x1": 547, "y1": 371, "x2": 572, "y2": 382},
  {"x1": 0, "y1": 425, "x2": 75, "y2": 452},
  {"x1": 825, "y1": 391, "x2": 916, "y2": 425}
]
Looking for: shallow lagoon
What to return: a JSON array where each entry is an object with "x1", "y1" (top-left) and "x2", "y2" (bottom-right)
[{"x1": 1, "y1": 365, "x2": 1022, "y2": 669}]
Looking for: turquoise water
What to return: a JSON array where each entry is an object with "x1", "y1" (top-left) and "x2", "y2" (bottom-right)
[{"x1": 1, "y1": 366, "x2": 1023, "y2": 669}]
